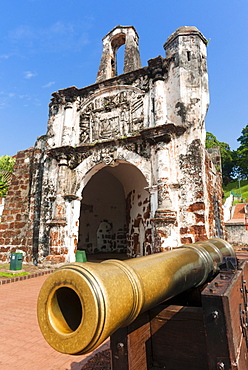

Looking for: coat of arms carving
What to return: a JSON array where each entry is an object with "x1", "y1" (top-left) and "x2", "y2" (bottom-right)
[{"x1": 79, "y1": 88, "x2": 145, "y2": 144}]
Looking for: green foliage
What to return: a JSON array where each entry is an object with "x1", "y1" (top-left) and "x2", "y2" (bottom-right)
[
  {"x1": 235, "y1": 125, "x2": 248, "y2": 179},
  {"x1": 206, "y1": 132, "x2": 232, "y2": 163},
  {"x1": 206, "y1": 132, "x2": 235, "y2": 184},
  {"x1": 0, "y1": 181, "x2": 9, "y2": 197},
  {"x1": 0, "y1": 155, "x2": 16, "y2": 197},
  {"x1": 0, "y1": 155, "x2": 15, "y2": 173}
]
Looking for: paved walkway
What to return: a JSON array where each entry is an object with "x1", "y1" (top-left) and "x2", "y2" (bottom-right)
[
  {"x1": 227, "y1": 203, "x2": 246, "y2": 224},
  {"x1": 0, "y1": 275, "x2": 110, "y2": 370},
  {"x1": 235, "y1": 204, "x2": 246, "y2": 218}
]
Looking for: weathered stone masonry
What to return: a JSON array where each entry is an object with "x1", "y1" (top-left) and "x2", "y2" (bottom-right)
[
  {"x1": 0, "y1": 26, "x2": 225, "y2": 263},
  {"x1": 0, "y1": 148, "x2": 44, "y2": 262}
]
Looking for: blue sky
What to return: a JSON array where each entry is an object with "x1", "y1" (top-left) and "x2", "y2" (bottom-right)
[{"x1": 0, "y1": 0, "x2": 247, "y2": 156}]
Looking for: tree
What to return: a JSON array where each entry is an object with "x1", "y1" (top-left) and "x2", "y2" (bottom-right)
[
  {"x1": 0, "y1": 155, "x2": 16, "y2": 197},
  {"x1": 205, "y1": 132, "x2": 235, "y2": 184},
  {"x1": 236, "y1": 125, "x2": 248, "y2": 179},
  {"x1": 0, "y1": 155, "x2": 16, "y2": 173}
]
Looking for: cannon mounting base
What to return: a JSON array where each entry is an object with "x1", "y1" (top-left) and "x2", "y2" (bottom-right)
[{"x1": 110, "y1": 261, "x2": 248, "y2": 370}]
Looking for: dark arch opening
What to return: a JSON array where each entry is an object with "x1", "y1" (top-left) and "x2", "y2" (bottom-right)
[
  {"x1": 78, "y1": 166, "x2": 126, "y2": 255},
  {"x1": 77, "y1": 162, "x2": 152, "y2": 259}
]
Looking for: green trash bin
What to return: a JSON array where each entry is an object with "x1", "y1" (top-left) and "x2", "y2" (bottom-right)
[
  {"x1": 10, "y1": 253, "x2": 23, "y2": 271},
  {"x1": 75, "y1": 250, "x2": 87, "y2": 263}
]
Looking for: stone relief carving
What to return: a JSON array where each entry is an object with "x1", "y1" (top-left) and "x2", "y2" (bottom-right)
[
  {"x1": 65, "y1": 147, "x2": 117, "y2": 170},
  {"x1": 79, "y1": 113, "x2": 90, "y2": 143},
  {"x1": 49, "y1": 137, "x2": 151, "y2": 173},
  {"x1": 123, "y1": 142, "x2": 151, "y2": 160},
  {"x1": 78, "y1": 89, "x2": 145, "y2": 144},
  {"x1": 132, "y1": 75, "x2": 149, "y2": 92},
  {"x1": 89, "y1": 147, "x2": 116, "y2": 167}
]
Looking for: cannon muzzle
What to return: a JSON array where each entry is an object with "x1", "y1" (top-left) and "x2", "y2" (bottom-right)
[{"x1": 37, "y1": 238, "x2": 235, "y2": 355}]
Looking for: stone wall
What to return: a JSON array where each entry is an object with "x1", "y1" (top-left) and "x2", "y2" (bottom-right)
[
  {"x1": 205, "y1": 147, "x2": 225, "y2": 239},
  {"x1": 0, "y1": 148, "x2": 43, "y2": 262},
  {"x1": 0, "y1": 25, "x2": 225, "y2": 264},
  {"x1": 225, "y1": 223, "x2": 248, "y2": 246}
]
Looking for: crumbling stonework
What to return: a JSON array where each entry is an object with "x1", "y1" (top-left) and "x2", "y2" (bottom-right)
[
  {"x1": 0, "y1": 147, "x2": 44, "y2": 262},
  {"x1": 96, "y1": 26, "x2": 142, "y2": 82},
  {"x1": 0, "y1": 26, "x2": 225, "y2": 263}
]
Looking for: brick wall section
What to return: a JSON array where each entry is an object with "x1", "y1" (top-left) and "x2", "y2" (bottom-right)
[{"x1": 0, "y1": 148, "x2": 43, "y2": 262}]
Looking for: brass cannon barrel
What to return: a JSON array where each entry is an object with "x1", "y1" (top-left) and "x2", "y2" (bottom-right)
[{"x1": 37, "y1": 238, "x2": 235, "y2": 355}]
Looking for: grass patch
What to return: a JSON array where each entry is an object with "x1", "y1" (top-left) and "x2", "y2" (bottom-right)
[
  {"x1": 223, "y1": 179, "x2": 248, "y2": 200},
  {"x1": 223, "y1": 179, "x2": 248, "y2": 192},
  {"x1": 0, "y1": 271, "x2": 30, "y2": 278}
]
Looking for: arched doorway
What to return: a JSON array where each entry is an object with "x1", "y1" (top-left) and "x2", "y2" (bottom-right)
[{"x1": 77, "y1": 161, "x2": 151, "y2": 257}]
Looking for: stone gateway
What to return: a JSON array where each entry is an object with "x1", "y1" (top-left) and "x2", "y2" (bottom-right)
[{"x1": 0, "y1": 26, "x2": 224, "y2": 264}]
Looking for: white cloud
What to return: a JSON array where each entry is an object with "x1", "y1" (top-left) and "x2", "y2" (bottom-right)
[
  {"x1": 0, "y1": 101, "x2": 7, "y2": 109},
  {"x1": 24, "y1": 71, "x2": 37, "y2": 79},
  {"x1": 9, "y1": 25, "x2": 34, "y2": 41},
  {"x1": 8, "y1": 19, "x2": 92, "y2": 54},
  {"x1": 0, "y1": 54, "x2": 12, "y2": 59},
  {"x1": 34, "y1": 98, "x2": 42, "y2": 106},
  {"x1": 49, "y1": 21, "x2": 74, "y2": 35},
  {"x1": 0, "y1": 90, "x2": 37, "y2": 109},
  {"x1": 19, "y1": 94, "x2": 32, "y2": 100},
  {"x1": 42, "y1": 81, "x2": 55, "y2": 88}
]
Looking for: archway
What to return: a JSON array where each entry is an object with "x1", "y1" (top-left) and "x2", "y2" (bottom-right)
[{"x1": 77, "y1": 161, "x2": 151, "y2": 257}]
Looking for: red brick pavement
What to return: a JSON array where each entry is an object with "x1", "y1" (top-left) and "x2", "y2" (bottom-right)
[
  {"x1": 232, "y1": 203, "x2": 246, "y2": 220},
  {"x1": 0, "y1": 275, "x2": 109, "y2": 370}
]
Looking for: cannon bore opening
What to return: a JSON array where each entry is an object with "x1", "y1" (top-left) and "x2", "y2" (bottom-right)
[{"x1": 49, "y1": 287, "x2": 82, "y2": 334}]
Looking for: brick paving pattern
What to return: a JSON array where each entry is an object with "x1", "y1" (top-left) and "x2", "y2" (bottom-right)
[{"x1": 0, "y1": 275, "x2": 110, "y2": 370}]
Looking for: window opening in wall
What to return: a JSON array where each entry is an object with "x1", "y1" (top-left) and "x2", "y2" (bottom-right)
[
  {"x1": 116, "y1": 44, "x2": 125, "y2": 76},
  {"x1": 187, "y1": 51, "x2": 191, "y2": 61}
]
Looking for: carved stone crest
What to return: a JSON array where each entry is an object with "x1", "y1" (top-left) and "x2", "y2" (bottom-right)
[{"x1": 79, "y1": 88, "x2": 145, "y2": 144}]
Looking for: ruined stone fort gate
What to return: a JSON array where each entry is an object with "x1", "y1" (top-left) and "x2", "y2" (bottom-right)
[{"x1": 0, "y1": 26, "x2": 225, "y2": 264}]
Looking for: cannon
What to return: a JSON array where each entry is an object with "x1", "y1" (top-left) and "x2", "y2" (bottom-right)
[{"x1": 37, "y1": 238, "x2": 235, "y2": 356}]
